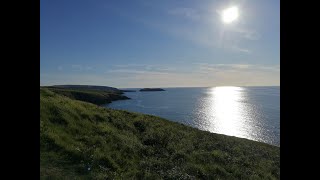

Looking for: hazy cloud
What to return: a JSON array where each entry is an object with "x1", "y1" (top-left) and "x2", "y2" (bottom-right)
[
  {"x1": 230, "y1": 45, "x2": 251, "y2": 54},
  {"x1": 71, "y1": 65, "x2": 83, "y2": 71},
  {"x1": 71, "y1": 65, "x2": 93, "y2": 71},
  {"x1": 111, "y1": 64, "x2": 176, "y2": 73},
  {"x1": 101, "y1": 63, "x2": 280, "y2": 87},
  {"x1": 57, "y1": 66, "x2": 63, "y2": 71},
  {"x1": 106, "y1": 69, "x2": 170, "y2": 75},
  {"x1": 232, "y1": 28, "x2": 260, "y2": 41},
  {"x1": 168, "y1": 7, "x2": 201, "y2": 20},
  {"x1": 41, "y1": 62, "x2": 279, "y2": 88},
  {"x1": 112, "y1": 2, "x2": 259, "y2": 54},
  {"x1": 113, "y1": 64, "x2": 147, "y2": 68}
]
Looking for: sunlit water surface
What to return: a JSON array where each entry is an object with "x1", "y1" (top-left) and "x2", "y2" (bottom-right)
[{"x1": 106, "y1": 86, "x2": 280, "y2": 146}]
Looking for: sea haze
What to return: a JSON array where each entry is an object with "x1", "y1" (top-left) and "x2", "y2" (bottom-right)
[{"x1": 106, "y1": 86, "x2": 280, "y2": 146}]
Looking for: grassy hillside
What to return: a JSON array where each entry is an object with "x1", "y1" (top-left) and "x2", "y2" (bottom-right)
[
  {"x1": 50, "y1": 85, "x2": 121, "y2": 93},
  {"x1": 40, "y1": 88, "x2": 280, "y2": 179},
  {"x1": 46, "y1": 87, "x2": 129, "y2": 105}
]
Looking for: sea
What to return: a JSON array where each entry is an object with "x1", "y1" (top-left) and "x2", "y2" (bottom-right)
[{"x1": 105, "y1": 86, "x2": 280, "y2": 146}]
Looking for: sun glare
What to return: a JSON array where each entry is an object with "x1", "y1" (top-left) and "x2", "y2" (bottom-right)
[
  {"x1": 204, "y1": 86, "x2": 253, "y2": 138},
  {"x1": 221, "y1": 6, "x2": 239, "y2": 24}
]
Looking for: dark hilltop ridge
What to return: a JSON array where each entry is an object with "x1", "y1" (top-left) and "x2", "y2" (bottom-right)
[
  {"x1": 40, "y1": 85, "x2": 279, "y2": 179},
  {"x1": 50, "y1": 85, "x2": 121, "y2": 93},
  {"x1": 43, "y1": 85, "x2": 130, "y2": 105},
  {"x1": 139, "y1": 88, "x2": 165, "y2": 92}
]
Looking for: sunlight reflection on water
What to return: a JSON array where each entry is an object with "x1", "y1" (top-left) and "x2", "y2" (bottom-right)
[
  {"x1": 196, "y1": 86, "x2": 256, "y2": 140},
  {"x1": 107, "y1": 86, "x2": 280, "y2": 146}
]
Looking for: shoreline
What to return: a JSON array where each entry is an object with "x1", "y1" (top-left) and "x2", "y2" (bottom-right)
[
  {"x1": 106, "y1": 95, "x2": 279, "y2": 147},
  {"x1": 41, "y1": 88, "x2": 279, "y2": 179}
]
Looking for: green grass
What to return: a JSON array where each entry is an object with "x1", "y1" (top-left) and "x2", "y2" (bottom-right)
[
  {"x1": 46, "y1": 87, "x2": 129, "y2": 105},
  {"x1": 40, "y1": 88, "x2": 280, "y2": 179}
]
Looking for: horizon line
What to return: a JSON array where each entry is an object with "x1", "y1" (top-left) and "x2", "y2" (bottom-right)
[{"x1": 40, "y1": 84, "x2": 280, "y2": 89}]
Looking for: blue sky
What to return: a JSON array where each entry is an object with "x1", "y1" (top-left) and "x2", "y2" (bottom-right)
[{"x1": 40, "y1": 0, "x2": 279, "y2": 88}]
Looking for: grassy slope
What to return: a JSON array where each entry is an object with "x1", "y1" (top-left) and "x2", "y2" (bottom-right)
[
  {"x1": 46, "y1": 87, "x2": 129, "y2": 105},
  {"x1": 50, "y1": 85, "x2": 121, "y2": 93},
  {"x1": 40, "y1": 88, "x2": 280, "y2": 180}
]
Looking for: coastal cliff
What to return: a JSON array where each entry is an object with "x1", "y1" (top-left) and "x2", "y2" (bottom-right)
[
  {"x1": 40, "y1": 88, "x2": 279, "y2": 179},
  {"x1": 139, "y1": 88, "x2": 165, "y2": 92},
  {"x1": 45, "y1": 85, "x2": 130, "y2": 105}
]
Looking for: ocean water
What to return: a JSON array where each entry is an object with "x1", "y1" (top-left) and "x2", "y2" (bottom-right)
[{"x1": 105, "y1": 86, "x2": 280, "y2": 146}]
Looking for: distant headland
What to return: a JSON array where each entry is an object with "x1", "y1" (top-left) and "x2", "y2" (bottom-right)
[
  {"x1": 41, "y1": 85, "x2": 130, "y2": 105},
  {"x1": 139, "y1": 88, "x2": 165, "y2": 92}
]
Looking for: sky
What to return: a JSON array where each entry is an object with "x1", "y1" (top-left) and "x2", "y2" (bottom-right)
[{"x1": 40, "y1": 0, "x2": 280, "y2": 88}]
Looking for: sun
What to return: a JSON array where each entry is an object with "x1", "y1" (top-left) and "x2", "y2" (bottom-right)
[{"x1": 221, "y1": 6, "x2": 239, "y2": 24}]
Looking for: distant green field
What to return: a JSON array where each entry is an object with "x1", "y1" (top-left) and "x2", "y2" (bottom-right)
[
  {"x1": 40, "y1": 88, "x2": 280, "y2": 179},
  {"x1": 46, "y1": 87, "x2": 129, "y2": 105}
]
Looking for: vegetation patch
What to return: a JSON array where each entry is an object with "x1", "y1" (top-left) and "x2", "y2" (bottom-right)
[
  {"x1": 40, "y1": 88, "x2": 280, "y2": 179},
  {"x1": 46, "y1": 87, "x2": 129, "y2": 105}
]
